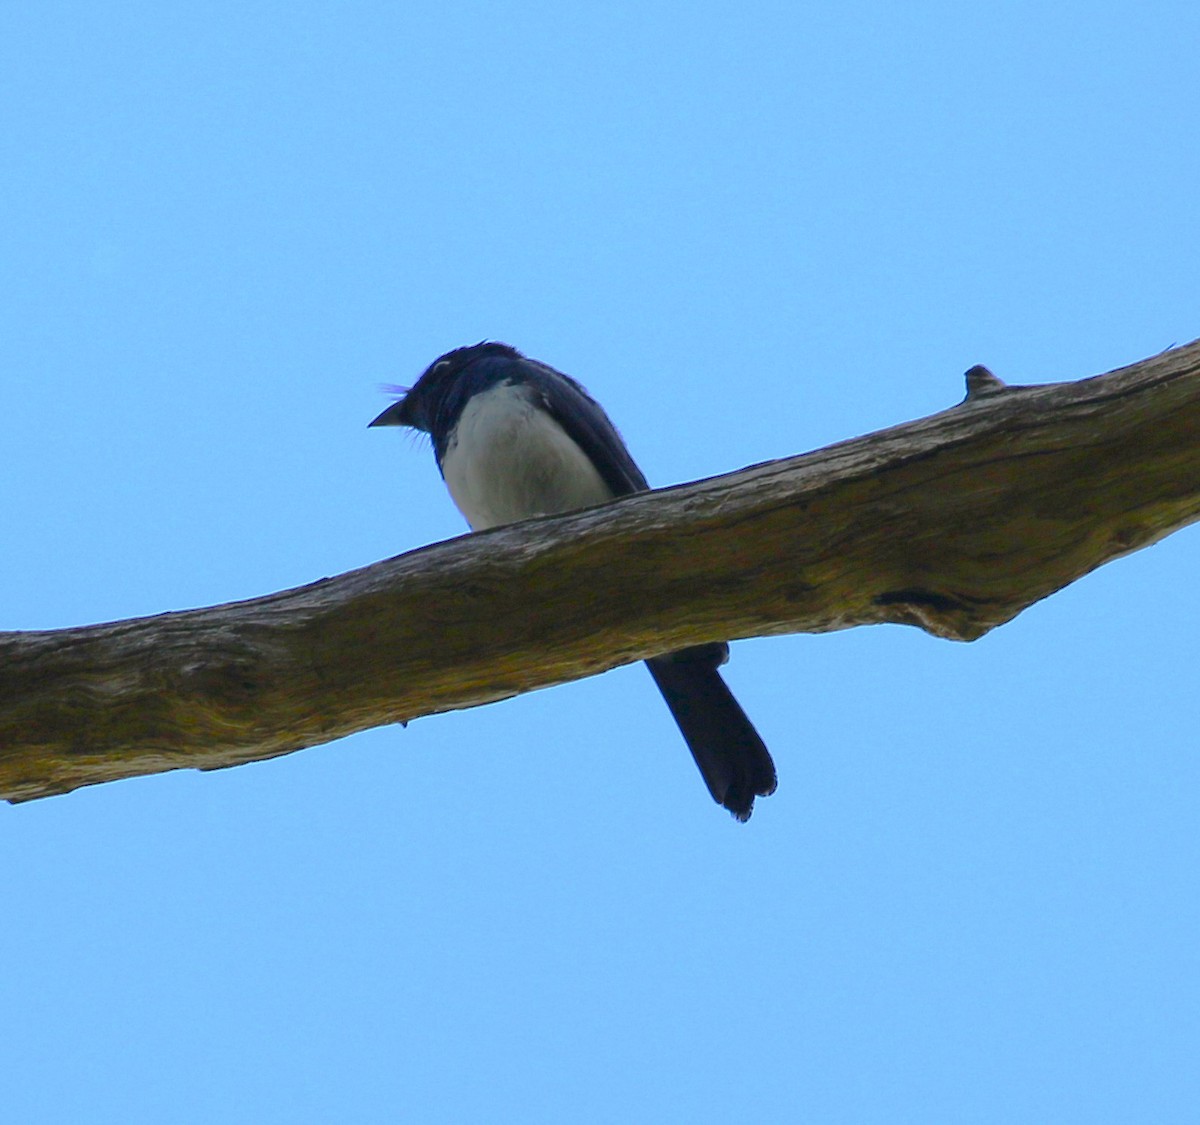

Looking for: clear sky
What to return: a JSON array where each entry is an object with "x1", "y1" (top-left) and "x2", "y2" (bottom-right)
[{"x1": 3, "y1": 2, "x2": 1199, "y2": 1121}]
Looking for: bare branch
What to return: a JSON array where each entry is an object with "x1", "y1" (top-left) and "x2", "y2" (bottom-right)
[{"x1": 3, "y1": 340, "x2": 1199, "y2": 802}]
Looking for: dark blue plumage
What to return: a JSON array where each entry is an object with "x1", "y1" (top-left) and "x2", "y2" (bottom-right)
[{"x1": 371, "y1": 342, "x2": 777, "y2": 820}]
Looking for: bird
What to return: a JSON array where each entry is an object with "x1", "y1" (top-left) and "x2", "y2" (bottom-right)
[{"x1": 370, "y1": 341, "x2": 777, "y2": 820}]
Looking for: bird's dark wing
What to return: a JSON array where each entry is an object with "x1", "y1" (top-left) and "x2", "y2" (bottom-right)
[{"x1": 519, "y1": 358, "x2": 650, "y2": 497}]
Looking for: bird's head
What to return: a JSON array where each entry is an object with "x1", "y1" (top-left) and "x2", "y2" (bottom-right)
[{"x1": 368, "y1": 341, "x2": 522, "y2": 433}]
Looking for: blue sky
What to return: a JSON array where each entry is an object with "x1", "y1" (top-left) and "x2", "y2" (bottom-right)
[{"x1": 3, "y1": 2, "x2": 1199, "y2": 1121}]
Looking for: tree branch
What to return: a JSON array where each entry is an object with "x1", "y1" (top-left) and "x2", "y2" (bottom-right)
[{"x1": 4, "y1": 341, "x2": 1199, "y2": 802}]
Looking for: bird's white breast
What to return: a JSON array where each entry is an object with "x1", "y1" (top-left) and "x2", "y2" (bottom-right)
[{"x1": 441, "y1": 380, "x2": 615, "y2": 530}]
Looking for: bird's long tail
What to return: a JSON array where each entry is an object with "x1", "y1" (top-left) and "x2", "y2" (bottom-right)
[{"x1": 645, "y1": 644, "x2": 777, "y2": 821}]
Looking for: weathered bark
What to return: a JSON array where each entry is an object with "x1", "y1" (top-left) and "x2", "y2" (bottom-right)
[{"x1": 2, "y1": 341, "x2": 1199, "y2": 802}]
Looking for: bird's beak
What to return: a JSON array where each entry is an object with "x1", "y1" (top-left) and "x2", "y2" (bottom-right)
[{"x1": 368, "y1": 400, "x2": 408, "y2": 428}]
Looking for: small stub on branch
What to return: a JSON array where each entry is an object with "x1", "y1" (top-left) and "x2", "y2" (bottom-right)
[{"x1": 963, "y1": 364, "x2": 1009, "y2": 401}]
